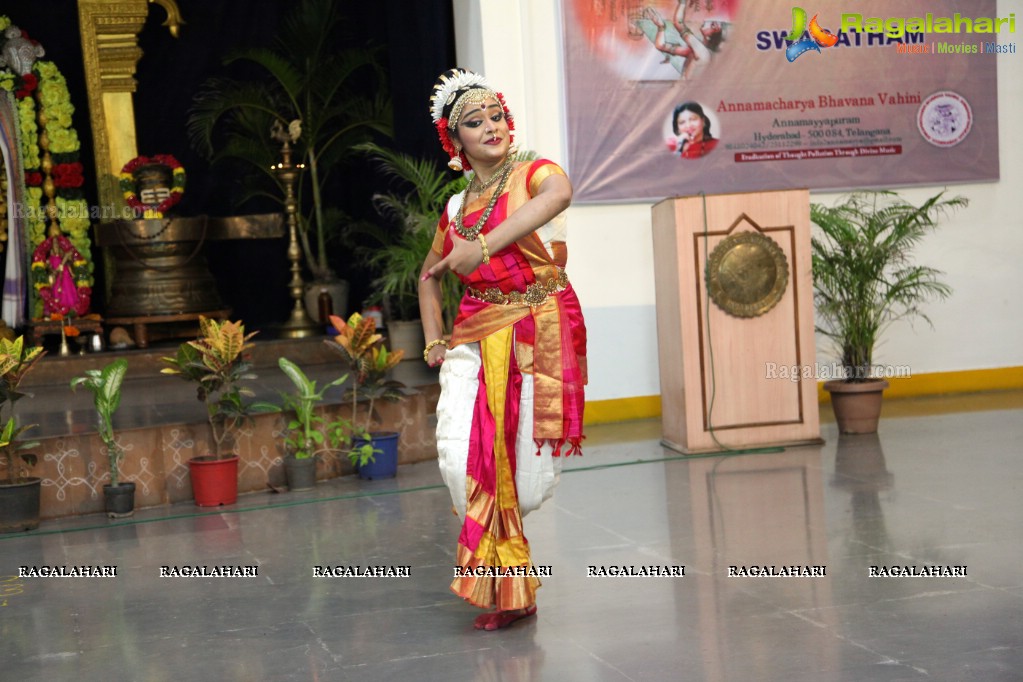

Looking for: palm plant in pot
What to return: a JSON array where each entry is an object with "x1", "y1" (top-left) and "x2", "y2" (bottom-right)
[
  {"x1": 161, "y1": 317, "x2": 273, "y2": 505},
  {"x1": 810, "y1": 190, "x2": 967, "y2": 433},
  {"x1": 358, "y1": 145, "x2": 541, "y2": 339},
  {"x1": 187, "y1": 0, "x2": 392, "y2": 317},
  {"x1": 71, "y1": 358, "x2": 133, "y2": 517},
  {"x1": 0, "y1": 336, "x2": 45, "y2": 533},
  {"x1": 324, "y1": 313, "x2": 406, "y2": 479},
  {"x1": 357, "y1": 143, "x2": 466, "y2": 340},
  {"x1": 260, "y1": 357, "x2": 355, "y2": 490}
]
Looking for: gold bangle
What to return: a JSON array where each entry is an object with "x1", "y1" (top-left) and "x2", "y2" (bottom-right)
[
  {"x1": 478, "y1": 232, "x2": 490, "y2": 265},
  {"x1": 423, "y1": 338, "x2": 448, "y2": 362}
]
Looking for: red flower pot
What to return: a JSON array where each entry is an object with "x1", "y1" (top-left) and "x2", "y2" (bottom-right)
[{"x1": 187, "y1": 455, "x2": 239, "y2": 506}]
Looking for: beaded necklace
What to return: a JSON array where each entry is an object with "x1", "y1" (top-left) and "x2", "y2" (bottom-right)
[
  {"x1": 468, "y1": 158, "x2": 513, "y2": 194},
  {"x1": 454, "y1": 160, "x2": 515, "y2": 241}
]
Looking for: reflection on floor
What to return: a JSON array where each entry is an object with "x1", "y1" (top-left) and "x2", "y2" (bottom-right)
[{"x1": 2, "y1": 391, "x2": 1021, "y2": 681}]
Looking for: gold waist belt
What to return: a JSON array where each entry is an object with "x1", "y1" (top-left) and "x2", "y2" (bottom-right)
[{"x1": 467, "y1": 268, "x2": 569, "y2": 307}]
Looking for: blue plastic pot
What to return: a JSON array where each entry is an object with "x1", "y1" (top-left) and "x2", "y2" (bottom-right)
[{"x1": 356, "y1": 432, "x2": 399, "y2": 480}]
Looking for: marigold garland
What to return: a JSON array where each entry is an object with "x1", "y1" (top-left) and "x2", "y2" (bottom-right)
[
  {"x1": 0, "y1": 15, "x2": 94, "y2": 318},
  {"x1": 119, "y1": 153, "x2": 186, "y2": 218}
]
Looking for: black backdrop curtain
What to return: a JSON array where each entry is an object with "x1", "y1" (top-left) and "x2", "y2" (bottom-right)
[{"x1": 7, "y1": 0, "x2": 455, "y2": 328}]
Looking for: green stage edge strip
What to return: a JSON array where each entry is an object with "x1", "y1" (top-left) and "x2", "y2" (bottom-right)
[{"x1": 1, "y1": 447, "x2": 784, "y2": 541}]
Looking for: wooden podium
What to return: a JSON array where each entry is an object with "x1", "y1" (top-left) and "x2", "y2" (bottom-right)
[{"x1": 651, "y1": 189, "x2": 821, "y2": 453}]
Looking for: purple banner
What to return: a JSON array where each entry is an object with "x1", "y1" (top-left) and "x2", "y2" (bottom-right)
[{"x1": 562, "y1": 0, "x2": 1001, "y2": 202}]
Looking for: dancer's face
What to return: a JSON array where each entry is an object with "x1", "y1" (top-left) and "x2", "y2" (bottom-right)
[
  {"x1": 675, "y1": 109, "x2": 705, "y2": 142},
  {"x1": 455, "y1": 98, "x2": 510, "y2": 167}
]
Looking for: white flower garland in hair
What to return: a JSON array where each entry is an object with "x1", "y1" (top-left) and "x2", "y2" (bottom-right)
[{"x1": 429, "y1": 69, "x2": 490, "y2": 123}]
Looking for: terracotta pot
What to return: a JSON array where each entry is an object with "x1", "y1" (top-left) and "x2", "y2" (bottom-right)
[
  {"x1": 188, "y1": 455, "x2": 239, "y2": 506},
  {"x1": 824, "y1": 379, "x2": 889, "y2": 434}
]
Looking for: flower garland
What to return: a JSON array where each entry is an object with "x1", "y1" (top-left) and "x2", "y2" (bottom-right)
[
  {"x1": 0, "y1": 15, "x2": 93, "y2": 318},
  {"x1": 119, "y1": 154, "x2": 186, "y2": 218}
]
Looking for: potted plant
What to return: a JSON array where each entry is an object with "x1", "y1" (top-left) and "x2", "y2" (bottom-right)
[
  {"x1": 358, "y1": 145, "x2": 542, "y2": 339},
  {"x1": 261, "y1": 357, "x2": 355, "y2": 490},
  {"x1": 324, "y1": 313, "x2": 406, "y2": 479},
  {"x1": 0, "y1": 336, "x2": 45, "y2": 533},
  {"x1": 161, "y1": 317, "x2": 273, "y2": 505},
  {"x1": 811, "y1": 190, "x2": 967, "y2": 433},
  {"x1": 71, "y1": 358, "x2": 134, "y2": 517},
  {"x1": 358, "y1": 143, "x2": 467, "y2": 339},
  {"x1": 187, "y1": 0, "x2": 392, "y2": 315}
]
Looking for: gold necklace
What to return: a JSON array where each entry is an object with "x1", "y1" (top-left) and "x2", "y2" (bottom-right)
[
  {"x1": 469, "y1": 159, "x2": 513, "y2": 194},
  {"x1": 454, "y1": 161, "x2": 514, "y2": 241}
]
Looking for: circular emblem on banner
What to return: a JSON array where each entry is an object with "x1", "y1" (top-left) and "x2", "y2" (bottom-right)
[
  {"x1": 917, "y1": 91, "x2": 972, "y2": 147},
  {"x1": 706, "y1": 232, "x2": 789, "y2": 318}
]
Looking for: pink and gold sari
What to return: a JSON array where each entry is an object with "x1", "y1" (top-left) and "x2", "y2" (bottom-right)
[{"x1": 433, "y1": 159, "x2": 587, "y2": 610}]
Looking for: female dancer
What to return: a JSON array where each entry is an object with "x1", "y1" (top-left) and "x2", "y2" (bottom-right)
[{"x1": 420, "y1": 69, "x2": 587, "y2": 631}]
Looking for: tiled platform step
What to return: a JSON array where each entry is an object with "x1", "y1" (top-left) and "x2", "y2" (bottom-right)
[{"x1": 11, "y1": 336, "x2": 441, "y2": 520}]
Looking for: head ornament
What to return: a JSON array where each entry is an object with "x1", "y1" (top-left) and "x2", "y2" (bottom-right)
[{"x1": 430, "y1": 68, "x2": 515, "y2": 172}]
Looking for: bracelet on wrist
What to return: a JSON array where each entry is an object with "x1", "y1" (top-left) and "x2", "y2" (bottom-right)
[
  {"x1": 478, "y1": 233, "x2": 490, "y2": 265},
  {"x1": 423, "y1": 338, "x2": 448, "y2": 362}
]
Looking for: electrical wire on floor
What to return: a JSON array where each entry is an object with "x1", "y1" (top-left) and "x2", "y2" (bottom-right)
[{"x1": 698, "y1": 191, "x2": 784, "y2": 457}]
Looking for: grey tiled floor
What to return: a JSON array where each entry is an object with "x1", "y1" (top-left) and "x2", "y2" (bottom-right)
[{"x1": 2, "y1": 393, "x2": 1022, "y2": 681}]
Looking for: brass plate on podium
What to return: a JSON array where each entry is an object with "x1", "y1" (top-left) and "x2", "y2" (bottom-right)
[{"x1": 707, "y1": 231, "x2": 789, "y2": 318}]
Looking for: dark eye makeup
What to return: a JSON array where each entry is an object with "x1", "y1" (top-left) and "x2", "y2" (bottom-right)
[{"x1": 461, "y1": 110, "x2": 504, "y2": 129}]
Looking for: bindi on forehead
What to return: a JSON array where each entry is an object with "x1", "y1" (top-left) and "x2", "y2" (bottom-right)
[{"x1": 447, "y1": 86, "x2": 500, "y2": 130}]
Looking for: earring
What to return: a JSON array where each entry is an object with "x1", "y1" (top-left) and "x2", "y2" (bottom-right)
[{"x1": 448, "y1": 155, "x2": 463, "y2": 172}]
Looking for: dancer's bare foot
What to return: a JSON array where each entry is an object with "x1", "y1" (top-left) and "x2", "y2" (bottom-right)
[{"x1": 473, "y1": 605, "x2": 537, "y2": 631}]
